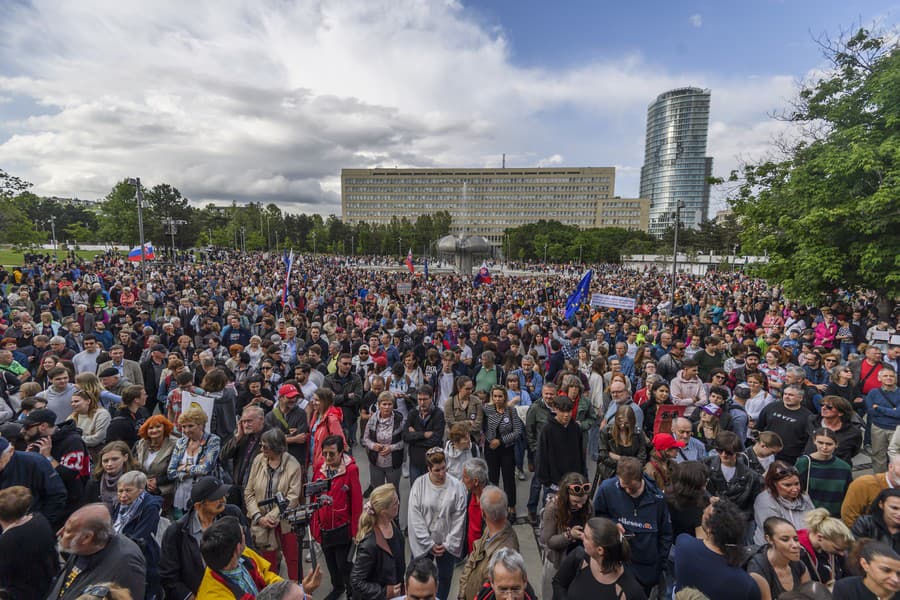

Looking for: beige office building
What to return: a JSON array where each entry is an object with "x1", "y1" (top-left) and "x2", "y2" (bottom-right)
[{"x1": 342, "y1": 167, "x2": 648, "y2": 245}]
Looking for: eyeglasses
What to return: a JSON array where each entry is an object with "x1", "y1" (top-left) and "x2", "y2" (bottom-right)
[
  {"x1": 773, "y1": 465, "x2": 799, "y2": 478},
  {"x1": 567, "y1": 482, "x2": 592, "y2": 496},
  {"x1": 494, "y1": 586, "x2": 525, "y2": 598},
  {"x1": 717, "y1": 449, "x2": 735, "y2": 456},
  {"x1": 321, "y1": 450, "x2": 339, "y2": 458}
]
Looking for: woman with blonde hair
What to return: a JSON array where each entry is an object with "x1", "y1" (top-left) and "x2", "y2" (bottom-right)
[
  {"x1": 67, "y1": 387, "x2": 111, "y2": 457},
  {"x1": 166, "y1": 406, "x2": 221, "y2": 516},
  {"x1": 797, "y1": 507, "x2": 852, "y2": 586},
  {"x1": 75, "y1": 372, "x2": 121, "y2": 413},
  {"x1": 349, "y1": 484, "x2": 406, "y2": 600}
]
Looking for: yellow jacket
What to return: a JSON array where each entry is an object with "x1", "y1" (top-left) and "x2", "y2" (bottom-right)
[{"x1": 196, "y1": 547, "x2": 282, "y2": 599}]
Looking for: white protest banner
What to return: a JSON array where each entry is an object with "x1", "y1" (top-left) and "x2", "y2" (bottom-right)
[
  {"x1": 590, "y1": 293, "x2": 636, "y2": 311},
  {"x1": 182, "y1": 391, "x2": 214, "y2": 433}
]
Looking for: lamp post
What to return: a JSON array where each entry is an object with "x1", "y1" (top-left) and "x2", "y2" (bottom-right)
[
  {"x1": 311, "y1": 231, "x2": 317, "y2": 255},
  {"x1": 543, "y1": 242, "x2": 548, "y2": 264},
  {"x1": 240, "y1": 227, "x2": 246, "y2": 253},
  {"x1": 670, "y1": 201, "x2": 684, "y2": 311},
  {"x1": 398, "y1": 237, "x2": 402, "y2": 257},
  {"x1": 126, "y1": 178, "x2": 147, "y2": 280},
  {"x1": 48, "y1": 216, "x2": 57, "y2": 253}
]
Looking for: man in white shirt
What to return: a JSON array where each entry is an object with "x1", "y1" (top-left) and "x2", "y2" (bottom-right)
[{"x1": 72, "y1": 335, "x2": 103, "y2": 375}]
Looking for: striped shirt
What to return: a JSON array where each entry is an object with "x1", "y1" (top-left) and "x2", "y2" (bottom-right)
[{"x1": 796, "y1": 454, "x2": 853, "y2": 517}]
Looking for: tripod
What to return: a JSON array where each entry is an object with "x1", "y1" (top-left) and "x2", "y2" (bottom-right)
[{"x1": 259, "y1": 491, "x2": 331, "y2": 583}]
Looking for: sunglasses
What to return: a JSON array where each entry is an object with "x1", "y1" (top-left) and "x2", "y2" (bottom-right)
[
  {"x1": 717, "y1": 449, "x2": 735, "y2": 456},
  {"x1": 567, "y1": 482, "x2": 592, "y2": 496},
  {"x1": 821, "y1": 404, "x2": 834, "y2": 410}
]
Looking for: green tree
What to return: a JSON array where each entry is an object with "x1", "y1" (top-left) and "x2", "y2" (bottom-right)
[
  {"x1": 0, "y1": 169, "x2": 43, "y2": 245},
  {"x1": 729, "y1": 28, "x2": 900, "y2": 311}
]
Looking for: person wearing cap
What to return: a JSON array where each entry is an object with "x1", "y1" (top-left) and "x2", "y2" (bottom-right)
[
  {"x1": 21, "y1": 407, "x2": 90, "y2": 525},
  {"x1": 264, "y1": 383, "x2": 309, "y2": 468},
  {"x1": 0, "y1": 435, "x2": 68, "y2": 529},
  {"x1": 351, "y1": 343, "x2": 375, "y2": 374},
  {"x1": 97, "y1": 344, "x2": 144, "y2": 388},
  {"x1": 594, "y1": 456, "x2": 673, "y2": 595},
  {"x1": 98, "y1": 366, "x2": 127, "y2": 397},
  {"x1": 159, "y1": 476, "x2": 250, "y2": 600},
  {"x1": 728, "y1": 349, "x2": 767, "y2": 391},
  {"x1": 644, "y1": 432, "x2": 684, "y2": 489}
]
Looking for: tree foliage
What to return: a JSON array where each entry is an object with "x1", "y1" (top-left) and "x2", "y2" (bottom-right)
[{"x1": 729, "y1": 28, "x2": 900, "y2": 304}]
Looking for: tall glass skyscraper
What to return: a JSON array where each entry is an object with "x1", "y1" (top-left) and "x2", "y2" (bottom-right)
[{"x1": 640, "y1": 87, "x2": 712, "y2": 237}]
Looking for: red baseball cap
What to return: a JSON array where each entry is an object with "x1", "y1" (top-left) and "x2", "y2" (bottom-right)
[
  {"x1": 652, "y1": 433, "x2": 686, "y2": 452},
  {"x1": 277, "y1": 384, "x2": 300, "y2": 398}
]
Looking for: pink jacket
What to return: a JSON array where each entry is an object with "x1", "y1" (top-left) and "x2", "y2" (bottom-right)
[
  {"x1": 814, "y1": 321, "x2": 837, "y2": 349},
  {"x1": 669, "y1": 371, "x2": 709, "y2": 417}
]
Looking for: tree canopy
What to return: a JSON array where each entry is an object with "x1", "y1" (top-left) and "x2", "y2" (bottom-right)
[{"x1": 729, "y1": 28, "x2": 900, "y2": 306}]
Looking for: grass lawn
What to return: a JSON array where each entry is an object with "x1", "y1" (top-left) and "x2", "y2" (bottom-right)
[{"x1": 0, "y1": 248, "x2": 117, "y2": 267}]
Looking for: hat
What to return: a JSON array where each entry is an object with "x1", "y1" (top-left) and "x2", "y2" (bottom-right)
[
  {"x1": 21, "y1": 408, "x2": 58, "y2": 427},
  {"x1": 652, "y1": 433, "x2": 686, "y2": 452},
  {"x1": 277, "y1": 384, "x2": 300, "y2": 398},
  {"x1": 99, "y1": 367, "x2": 120, "y2": 378},
  {"x1": 701, "y1": 404, "x2": 722, "y2": 417},
  {"x1": 424, "y1": 336, "x2": 433, "y2": 344},
  {"x1": 746, "y1": 349, "x2": 761, "y2": 358},
  {"x1": 189, "y1": 477, "x2": 230, "y2": 505},
  {"x1": 151, "y1": 344, "x2": 168, "y2": 354},
  {"x1": 358, "y1": 344, "x2": 369, "y2": 352}
]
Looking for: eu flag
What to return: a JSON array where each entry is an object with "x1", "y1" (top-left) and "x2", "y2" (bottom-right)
[{"x1": 564, "y1": 270, "x2": 593, "y2": 320}]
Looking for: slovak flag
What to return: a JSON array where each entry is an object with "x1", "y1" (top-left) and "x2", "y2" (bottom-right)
[
  {"x1": 127, "y1": 242, "x2": 155, "y2": 261},
  {"x1": 473, "y1": 261, "x2": 492, "y2": 287},
  {"x1": 405, "y1": 248, "x2": 415, "y2": 274}
]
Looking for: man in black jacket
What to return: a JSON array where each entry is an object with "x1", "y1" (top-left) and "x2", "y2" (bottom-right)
[
  {"x1": 159, "y1": 477, "x2": 250, "y2": 600},
  {"x1": 704, "y1": 431, "x2": 762, "y2": 522},
  {"x1": 46, "y1": 503, "x2": 146, "y2": 600},
  {"x1": 0, "y1": 435, "x2": 67, "y2": 528},
  {"x1": 403, "y1": 385, "x2": 445, "y2": 483},
  {"x1": 323, "y1": 353, "x2": 364, "y2": 446},
  {"x1": 21, "y1": 409, "x2": 89, "y2": 526}
]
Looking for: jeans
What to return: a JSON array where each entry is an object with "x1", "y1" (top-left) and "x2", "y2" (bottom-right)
[
  {"x1": 369, "y1": 463, "x2": 402, "y2": 496},
  {"x1": 527, "y1": 472, "x2": 543, "y2": 513},
  {"x1": 871, "y1": 424, "x2": 894, "y2": 473},
  {"x1": 514, "y1": 437, "x2": 526, "y2": 470},
  {"x1": 409, "y1": 461, "x2": 427, "y2": 485},
  {"x1": 840, "y1": 341, "x2": 857, "y2": 361},
  {"x1": 588, "y1": 425, "x2": 600, "y2": 461},
  {"x1": 430, "y1": 551, "x2": 456, "y2": 600}
]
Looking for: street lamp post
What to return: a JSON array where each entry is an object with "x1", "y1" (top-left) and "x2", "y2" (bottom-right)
[
  {"x1": 670, "y1": 201, "x2": 684, "y2": 311},
  {"x1": 240, "y1": 227, "x2": 246, "y2": 253},
  {"x1": 48, "y1": 216, "x2": 57, "y2": 253},
  {"x1": 543, "y1": 242, "x2": 548, "y2": 264},
  {"x1": 126, "y1": 178, "x2": 147, "y2": 280},
  {"x1": 578, "y1": 244, "x2": 583, "y2": 266},
  {"x1": 398, "y1": 237, "x2": 402, "y2": 257},
  {"x1": 311, "y1": 231, "x2": 317, "y2": 255}
]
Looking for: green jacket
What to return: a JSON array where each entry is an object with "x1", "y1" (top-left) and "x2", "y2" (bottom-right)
[{"x1": 526, "y1": 399, "x2": 552, "y2": 454}]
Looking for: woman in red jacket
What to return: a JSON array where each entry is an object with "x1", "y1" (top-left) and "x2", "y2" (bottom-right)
[
  {"x1": 309, "y1": 388, "x2": 346, "y2": 471},
  {"x1": 310, "y1": 435, "x2": 363, "y2": 600}
]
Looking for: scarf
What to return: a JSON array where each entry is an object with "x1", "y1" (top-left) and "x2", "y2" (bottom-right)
[
  {"x1": 113, "y1": 491, "x2": 146, "y2": 533},
  {"x1": 100, "y1": 472, "x2": 122, "y2": 510}
]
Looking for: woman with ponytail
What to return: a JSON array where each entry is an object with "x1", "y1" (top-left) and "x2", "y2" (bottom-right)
[
  {"x1": 674, "y1": 498, "x2": 760, "y2": 600},
  {"x1": 552, "y1": 516, "x2": 646, "y2": 600},
  {"x1": 349, "y1": 484, "x2": 406, "y2": 600},
  {"x1": 797, "y1": 507, "x2": 853, "y2": 585}
]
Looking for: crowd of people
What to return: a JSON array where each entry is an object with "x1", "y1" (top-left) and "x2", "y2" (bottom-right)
[{"x1": 0, "y1": 249, "x2": 898, "y2": 600}]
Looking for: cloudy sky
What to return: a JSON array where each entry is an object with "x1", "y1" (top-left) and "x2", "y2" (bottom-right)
[{"x1": 0, "y1": 0, "x2": 896, "y2": 216}]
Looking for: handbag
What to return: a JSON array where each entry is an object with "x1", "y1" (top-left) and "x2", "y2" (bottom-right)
[{"x1": 320, "y1": 522, "x2": 351, "y2": 548}]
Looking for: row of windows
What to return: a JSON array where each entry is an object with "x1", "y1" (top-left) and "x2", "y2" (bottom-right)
[
  {"x1": 343, "y1": 176, "x2": 612, "y2": 185},
  {"x1": 343, "y1": 185, "x2": 610, "y2": 194},
  {"x1": 344, "y1": 193, "x2": 610, "y2": 203}
]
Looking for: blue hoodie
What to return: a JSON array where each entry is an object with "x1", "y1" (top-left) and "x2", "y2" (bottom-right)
[{"x1": 593, "y1": 473, "x2": 673, "y2": 587}]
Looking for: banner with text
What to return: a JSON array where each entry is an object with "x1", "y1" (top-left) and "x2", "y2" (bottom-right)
[{"x1": 590, "y1": 293, "x2": 636, "y2": 311}]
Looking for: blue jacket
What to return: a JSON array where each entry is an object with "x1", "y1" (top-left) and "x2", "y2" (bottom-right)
[
  {"x1": 593, "y1": 474, "x2": 673, "y2": 587},
  {"x1": 510, "y1": 368, "x2": 543, "y2": 404},
  {"x1": 866, "y1": 387, "x2": 900, "y2": 430},
  {"x1": 112, "y1": 492, "x2": 163, "y2": 581},
  {"x1": 0, "y1": 451, "x2": 68, "y2": 528}
]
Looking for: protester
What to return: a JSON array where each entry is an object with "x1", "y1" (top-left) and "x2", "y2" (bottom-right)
[
  {"x1": 167, "y1": 406, "x2": 222, "y2": 516},
  {"x1": 362, "y1": 390, "x2": 405, "y2": 494},
  {"x1": 196, "y1": 515, "x2": 282, "y2": 598},
  {"x1": 82, "y1": 441, "x2": 139, "y2": 512},
  {"x1": 797, "y1": 508, "x2": 852, "y2": 586},
  {"x1": 483, "y1": 384, "x2": 524, "y2": 520},
  {"x1": 110, "y1": 470, "x2": 163, "y2": 599},
  {"x1": 673, "y1": 498, "x2": 760, "y2": 600},
  {"x1": 851, "y1": 488, "x2": 900, "y2": 554},
  {"x1": 746, "y1": 516, "x2": 811, "y2": 599},
  {"x1": 133, "y1": 414, "x2": 176, "y2": 510},
  {"x1": 795, "y1": 427, "x2": 853, "y2": 517},
  {"x1": 47, "y1": 503, "x2": 146, "y2": 600},
  {"x1": 753, "y1": 461, "x2": 816, "y2": 545},
  {"x1": 0, "y1": 485, "x2": 59, "y2": 600},
  {"x1": 458, "y1": 486, "x2": 519, "y2": 600},
  {"x1": 310, "y1": 435, "x2": 363, "y2": 600},
  {"x1": 407, "y1": 447, "x2": 467, "y2": 600},
  {"x1": 538, "y1": 472, "x2": 591, "y2": 600},
  {"x1": 552, "y1": 516, "x2": 646, "y2": 600},
  {"x1": 244, "y1": 428, "x2": 303, "y2": 581},
  {"x1": 349, "y1": 483, "x2": 406, "y2": 600},
  {"x1": 832, "y1": 539, "x2": 900, "y2": 600}
]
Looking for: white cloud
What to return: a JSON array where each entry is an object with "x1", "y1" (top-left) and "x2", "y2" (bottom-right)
[
  {"x1": 689, "y1": 14, "x2": 703, "y2": 28},
  {"x1": 536, "y1": 154, "x2": 564, "y2": 167},
  {"x1": 0, "y1": 0, "x2": 799, "y2": 217}
]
